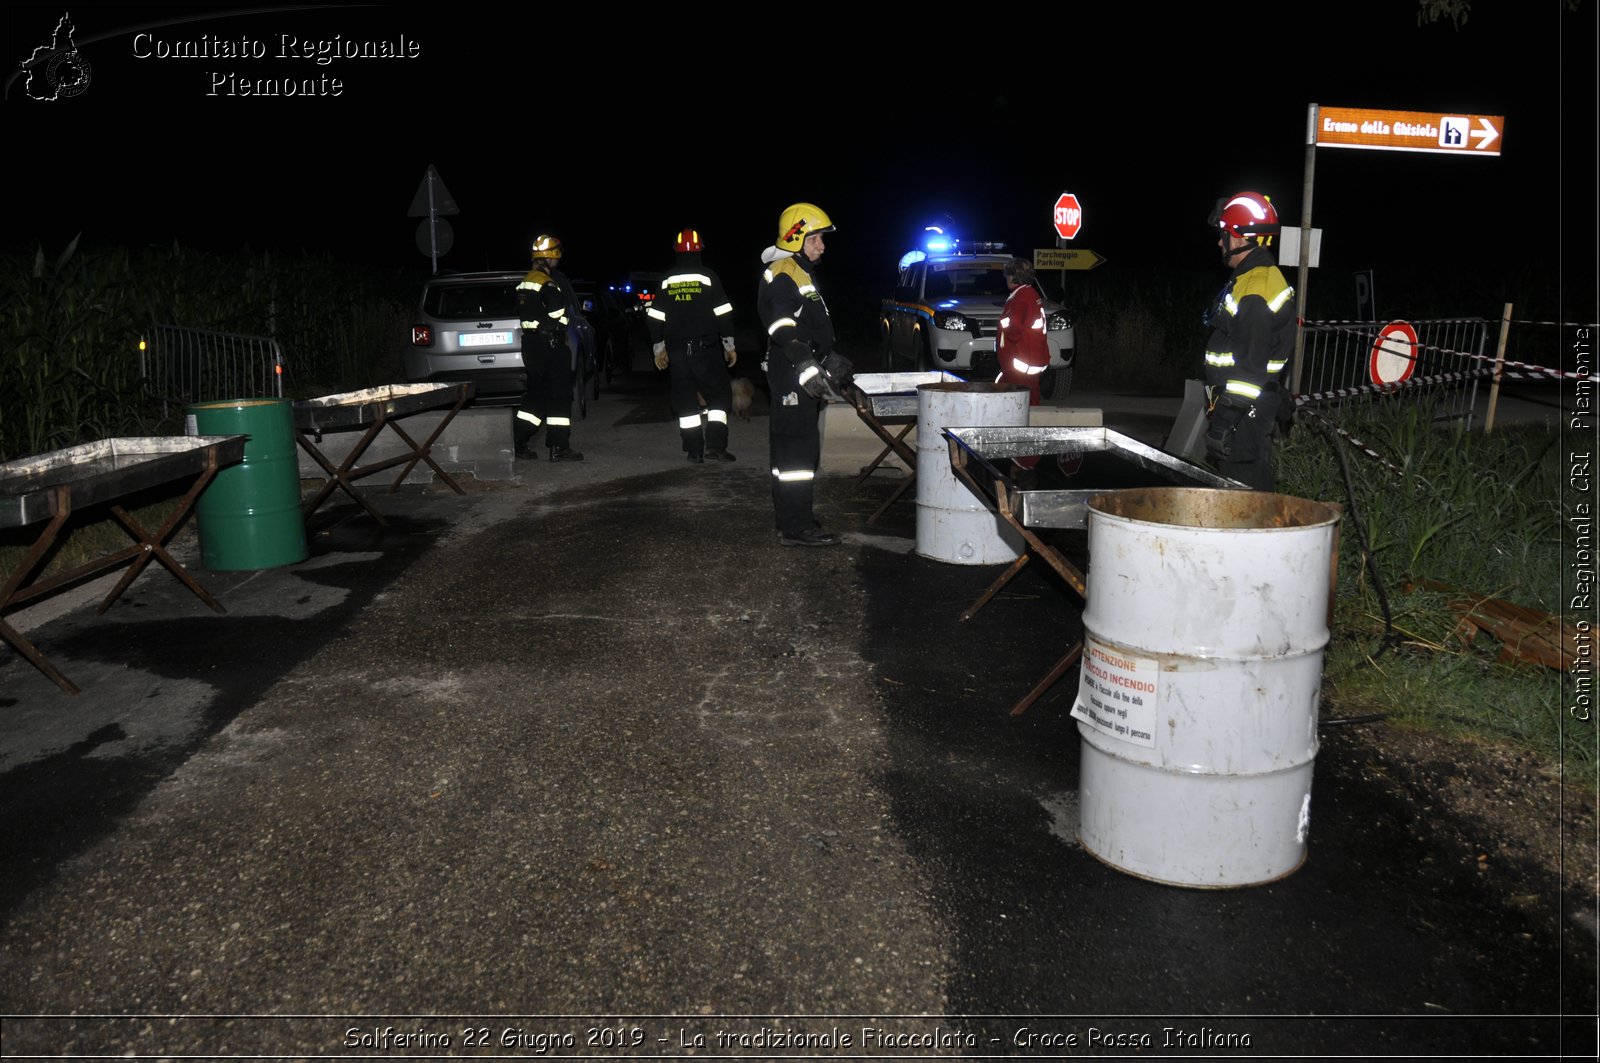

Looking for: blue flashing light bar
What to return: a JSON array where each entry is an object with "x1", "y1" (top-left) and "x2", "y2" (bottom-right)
[{"x1": 921, "y1": 225, "x2": 957, "y2": 255}]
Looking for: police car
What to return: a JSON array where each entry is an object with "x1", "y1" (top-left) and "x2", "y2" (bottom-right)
[{"x1": 879, "y1": 234, "x2": 1076, "y2": 398}]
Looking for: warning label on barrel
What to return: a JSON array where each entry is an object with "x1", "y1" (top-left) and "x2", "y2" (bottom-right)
[{"x1": 1071, "y1": 637, "x2": 1159, "y2": 748}]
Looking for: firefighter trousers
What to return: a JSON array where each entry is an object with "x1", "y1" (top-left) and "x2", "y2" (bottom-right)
[
  {"x1": 766, "y1": 353, "x2": 823, "y2": 535},
  {"x1": 1214, "y1": 392, "x2": 1279, "y2": 492},
  {"x1": 668, "y1": 337, "x2": 732, "y2": 456},
  {"x1": 516, "y1": 337, "x2": 575, "y2": 451}
]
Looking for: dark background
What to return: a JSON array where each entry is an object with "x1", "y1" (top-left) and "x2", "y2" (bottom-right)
[{"x1": 3, "y1": 1, "x2": 1595, "y2": 322}]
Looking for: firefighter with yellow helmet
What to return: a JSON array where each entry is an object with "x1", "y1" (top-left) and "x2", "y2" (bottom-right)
[
  {"x1": 515, "y1": 233, "x2": 583, "y2": 462},
  {"x1": 758, "y1": 202, "x2": 851, "y2": 547},
  {"x1": 1203, "y1": 191, "x2": 1295, "y2": 490},
  {"x1": 646, "y1": 228, "x2": 739, "y2": 462}
]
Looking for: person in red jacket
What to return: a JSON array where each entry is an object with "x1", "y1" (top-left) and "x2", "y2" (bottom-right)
[
  {"x1": 996, "y1": 257, "x2": 1051, "y2": 474},
  {"x1": 996, "y1": 257, "x2": 1050, "y2": 405}
]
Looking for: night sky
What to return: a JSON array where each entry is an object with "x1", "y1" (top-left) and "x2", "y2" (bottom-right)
[{"x1": 4, "y1": 2, "x2": 1595, "y2": 317}]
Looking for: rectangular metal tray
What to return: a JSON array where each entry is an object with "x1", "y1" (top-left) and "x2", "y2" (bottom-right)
[
  {"x1": 293, "y1": 382, "x2": 473, "y2": 433},
  {"x1": 945, "y1": 425, "x2": 1244, "y2": 529},
  {"x1": 848, "y1": 371, "x2": 966, "y2": 419},
  {"x1": 0, "y1": 436, "x2": 246, "y2": 528}
]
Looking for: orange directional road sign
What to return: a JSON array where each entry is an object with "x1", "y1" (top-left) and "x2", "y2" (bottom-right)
[{"x1": 1315, "y1": 105, "x2": 1504, "y2": 157}]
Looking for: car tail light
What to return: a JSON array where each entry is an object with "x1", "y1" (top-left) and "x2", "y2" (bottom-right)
[{"x1": 411, "y1": 324, "x2": 433, "y2": 346}]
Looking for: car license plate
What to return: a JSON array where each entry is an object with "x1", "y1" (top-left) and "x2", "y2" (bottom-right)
[{"x1": 458, "y1": 331, "x2": 512, "y2": 348}]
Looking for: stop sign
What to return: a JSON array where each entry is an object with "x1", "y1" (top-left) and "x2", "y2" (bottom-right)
[{"x1": 1052, "y1": 192, "x2": 1083, "y2": 240}]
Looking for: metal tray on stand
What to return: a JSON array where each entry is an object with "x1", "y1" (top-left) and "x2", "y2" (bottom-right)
[
  {"x1": 942, "y1": 425, "x2": 1245, "y2": 716},
  {"x1": 293, "y1": 382, "x2": 474, "y2": 527},
  {"x1": 842, "y1": 371, "x2": 965, "y2": 523},
  {"x1": 1, "y1": 435, "x2": 247, "y2": 694}
]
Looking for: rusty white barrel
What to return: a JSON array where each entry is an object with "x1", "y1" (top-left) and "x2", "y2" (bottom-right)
[
  {"x1": 915, "y1": 382, "x2": 1029, "y2": 565},
  {"x1": 1073, "y1": 487, "x2": 1341, "y2": 887}
]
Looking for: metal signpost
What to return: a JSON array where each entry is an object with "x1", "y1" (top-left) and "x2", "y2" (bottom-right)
[
  {"x1": 1045, "y1": 192, "x2": 1093, "y2": 298},
  {"x1": 407, "y1": 164, "x2": 460, "y2": 275},
  {"x1": 1292, "y1": 105, "x2": 1506, "y2": 392}
]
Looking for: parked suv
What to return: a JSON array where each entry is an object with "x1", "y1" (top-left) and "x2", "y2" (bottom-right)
[
  {"x1": 880, "y1": 250, "x2": 1076, "y2": 398},
  {"x1": 406, "y1": 270, "x2": 594, "y2": 409}
]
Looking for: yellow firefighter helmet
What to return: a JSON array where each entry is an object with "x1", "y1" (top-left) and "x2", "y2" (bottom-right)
[{"x1": 776, "y1": 203, "x2": 835, "y2": 253}]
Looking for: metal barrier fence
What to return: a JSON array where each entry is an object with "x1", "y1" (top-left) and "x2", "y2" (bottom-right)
[
  {"x1": 1292, "y1": 317, "x2": 1488, "y2": 426},
  {"x1": 140, "y1": 325, "x2": 285, "y2": 419}
]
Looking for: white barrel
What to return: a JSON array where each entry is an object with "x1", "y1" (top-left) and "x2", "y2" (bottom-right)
[
  {"x1": 1073, "y1": 487, "x2": 1342, "y2": 888},
  {"x1": 915, "y1": 382, "x2": 1030, "y2": 564}
]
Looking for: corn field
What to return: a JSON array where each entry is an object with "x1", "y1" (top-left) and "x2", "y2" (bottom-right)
[{"x1": 0, "y1": 238, "x2": 415, "y2": 461}]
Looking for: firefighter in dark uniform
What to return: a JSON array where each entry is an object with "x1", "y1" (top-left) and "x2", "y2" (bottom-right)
[
  {"x1": 758, "y1": 202, "x2": 840, "y2": 547},
  {"x1": 1203, "y1": 191, "x2": 1296, "y2": 491},
  {"x1": 646, "y1": 229, "x2": 739, "y2": 462},
  {"x1": 514, "y1": 234, "x2": 583, "y2": 462}
]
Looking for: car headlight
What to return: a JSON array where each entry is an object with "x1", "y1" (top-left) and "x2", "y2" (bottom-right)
[
  {"x1": 932, "y1": 310, "x2": 969, "y2": 332},
  {"x1": 1047, "y1": 311, "x2": 1073, "y2": 331}
]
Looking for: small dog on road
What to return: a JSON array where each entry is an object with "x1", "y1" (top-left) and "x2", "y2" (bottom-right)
[{"x1": 730, "y1": 376, "x2": 755, "y2": 421}]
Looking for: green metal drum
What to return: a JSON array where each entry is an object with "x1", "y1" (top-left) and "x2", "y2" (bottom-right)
[{"x1": 185, "y1": 397, "x2": 307, "y2": 570}]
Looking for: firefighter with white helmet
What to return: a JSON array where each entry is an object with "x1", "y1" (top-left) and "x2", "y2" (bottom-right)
[
  {"x1": 515, "y1": 233, "x2": 583, "y2": 462},
  {"x1": 646, "y1": 228, "x2": 739, "y2": 462},
  {"x1": 1202, "y1": 191, "x2": 1295, "y2": 490},
  {"x1": 757, "y1": 202, "x2": 849, "y2": 546}
]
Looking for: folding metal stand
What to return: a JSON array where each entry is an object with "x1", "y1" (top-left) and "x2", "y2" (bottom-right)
[
  {"x1": 0, "y1": 435, "x2": 246, "y2": 694},
  {"x1": 843, "y1": 372, "x2": 962, "y2": 524},
  {"x1": 294, "y1": 383, "x2": 473, "y2": 528}
]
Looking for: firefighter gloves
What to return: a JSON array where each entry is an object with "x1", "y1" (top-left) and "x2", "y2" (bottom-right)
[
  {"x1": 797, "y1": 362, "x2": 827, "y2": 399},
  {"x1": 653, "y1": 342, "x2": 668, "y2": 371}
]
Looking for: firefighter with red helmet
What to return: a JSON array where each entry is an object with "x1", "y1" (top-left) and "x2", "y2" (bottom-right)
[
  {"x1": 515, "y1": 234, "x2": 583, "y2": 462},
  {"x1": 1202, "y1": 191, "x2": 1296, "y2": 490},
  {"x1": 758, "y1": 202, "x2": 845, "y2": 547},
  {"x1": 646, "y1": 229, "x2": 739, "y2": 462},
  {"x1": 996, "y1": 257, "x2": 1050, "y2": 405}
]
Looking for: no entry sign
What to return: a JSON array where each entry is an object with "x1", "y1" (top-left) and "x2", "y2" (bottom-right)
[
  {"x1": 1052, "y1": 193, "x2": 1082, "y2": 240},
  {"x1": 1370, "y1": 320, "x2": 1419, "y2": 386}
]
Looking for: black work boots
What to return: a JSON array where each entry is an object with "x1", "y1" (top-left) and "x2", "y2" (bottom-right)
[{"x1": 778, "y1": 527, "x2": 840, "y2": 547}]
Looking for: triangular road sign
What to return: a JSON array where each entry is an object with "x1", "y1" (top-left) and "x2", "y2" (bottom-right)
[{"x1": 408, "y1": 165, "x2": 460, "y2": 217}]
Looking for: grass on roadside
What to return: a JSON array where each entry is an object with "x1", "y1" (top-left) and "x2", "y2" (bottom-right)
[{"x1": 1277, "y1": 399, "x2": 1587, "y2": 786}]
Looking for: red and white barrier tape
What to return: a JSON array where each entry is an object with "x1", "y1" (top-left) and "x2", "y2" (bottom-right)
[
  {"x1": 1293, "y1": 369, "x2": 1482, "y2": 406},
  {"x1": 1311, "y1": 321, "x2": 1598, "y2": 383}
]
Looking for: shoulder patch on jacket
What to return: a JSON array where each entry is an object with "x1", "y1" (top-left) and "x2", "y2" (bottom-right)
[
  {"x1": 1233, "y1": 264, "x2": 1293, "y2": 305},
  {"x1": 767, "y1": 258, "x2": 807, "y2": 287},
  {"x1": 522, "y1": 268, "x2": 551, "y2": 286}
]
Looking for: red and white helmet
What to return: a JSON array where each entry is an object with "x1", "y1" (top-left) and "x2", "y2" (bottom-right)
[
  {"x1": 674, "y1": 229, "x2": 702, "y2": 253},
  {"x1": 1209, "y1": 191, "x2": 1281, "y2": 245}
]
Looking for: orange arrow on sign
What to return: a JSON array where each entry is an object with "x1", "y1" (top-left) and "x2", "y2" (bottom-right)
[{"x1": 1314, "y1": 105, "x2": 1504, "y2": 157}]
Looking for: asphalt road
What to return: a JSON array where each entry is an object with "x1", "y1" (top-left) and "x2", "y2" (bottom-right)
[{"x1": 0, "y1": 375, "x2": 1592, "y2": 1060}]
